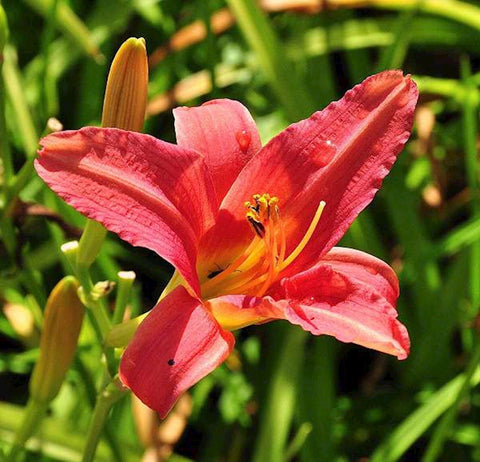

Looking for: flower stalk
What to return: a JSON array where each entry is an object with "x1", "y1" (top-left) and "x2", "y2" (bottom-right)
[
  {"x1": 81, "y1": 381, "x2": 126, "y2": 462},
  {"x1": 8, "y1": 276, "x2": 84, "y2": 460},
  {"x1": 113, "y1": 271, "x2": 136, "y2": 324}
]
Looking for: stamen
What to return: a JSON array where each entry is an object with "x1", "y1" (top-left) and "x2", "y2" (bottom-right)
[
  {"x1": 277, "y1": 201, "x2": 325, "y2": 272},
  {"x1": 200, "y1": 236, "x2": 261, "y2": 292},
  {"x1": 200, "y1": 194, "x2": 325, "y2": 300},
  {"x1": 247, "y1": 214, "x2": 266, "y2": 238}
]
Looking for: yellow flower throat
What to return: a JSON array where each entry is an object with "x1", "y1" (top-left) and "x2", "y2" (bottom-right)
[{"x1": 200, "y1": 194, "x2": 325, "y2": 299}]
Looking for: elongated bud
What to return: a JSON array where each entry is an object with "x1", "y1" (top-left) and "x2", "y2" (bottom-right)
[
  {"x1": 101, "y1": 37, "x2": 148, "y2": 132},
  {"x1": 30, "y1": 276, "x2": 84, "y2": 403},
  {"x1": 75, "y1": 38, "x2": 149, "y2": 267}
]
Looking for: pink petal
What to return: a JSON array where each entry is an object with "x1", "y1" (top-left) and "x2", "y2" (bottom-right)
[
  {"x1": 119, "y1": 286, "x2": 235, "y2": 418},
  {"x1": 272, "y1": 248, "x2": 409, "y2": 359},
  {"x1": 321, "y1": 247, "x2": 399, "y2": 305},
  {"x1": 174, "y1": 99, "x2": 262, "y2": 201},
  {"x1": 35, "y1": 127, "x2": 218, "y2": 294},
  {"x1": 199, "y1": 71, "x2": 417, "y2": 272}
]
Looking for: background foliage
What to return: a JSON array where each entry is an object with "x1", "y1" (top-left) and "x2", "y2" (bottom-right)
[{"x1": 2, "y1": 0, "x2": 480, "y2": 461}]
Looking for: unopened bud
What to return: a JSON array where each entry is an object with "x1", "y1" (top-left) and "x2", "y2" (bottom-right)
[
  {"x1": 101, "y1": 37, "x2": 148, "y2": 132},
  {"x1": 76, "y1": 38, "x2": 148, "y2": 266},
  {"x1": 91, "y1": 280, "x2": 116, "y2": 299},
  {"x1": 30, "y1": 276, "x2": 84, "y2": 403}
]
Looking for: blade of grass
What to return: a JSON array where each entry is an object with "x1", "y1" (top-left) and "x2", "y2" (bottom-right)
[
  {"x1": 252, "y1": 325, "x2": 307, "y2": 462},
  {"x1": 341, "y1": 0, "x2": 480, "y2": 33},
  {"x1": 22, "y1": 0, "x2": 102, "y2": 62},
  {"x1": 370, "y1": 364, "x2": 480, "y2": 462},
  {"x1": 421, "y1": 57, "x2": 480, "y2": 462},
  {"x1": 297, "y1": 338, "x2": 337, "y2": 462},
  {"x1": 2, "y1": 45, "x2": 39, "y2": 156},
  {"x1": 376, "y1": 3, "x2": 420, "y2": 71},
  {"x1": 422, "y1": 343, "x2": 480, "y2": 462},
  {"x1": 200, "y1": 1, "x2": 219, "y2": 98},
  {"x1": 433, "y1": 215, "x2": 480, "y2": 257},
  {"x1": 39, "y1": 0, "x2": 60, "y2": 119},
  {"x1": 460, "y1": 57, "x2": 480, "y2": 307},
  {"x1": 0, "y1": 2, "x2": 11, "y2": 182},
  {"x1": 382, "y1": 165, "x2": 443, "y2": 383},
  {"x1": 226, "y1": 0, "x2": 315, "y2": 120}
]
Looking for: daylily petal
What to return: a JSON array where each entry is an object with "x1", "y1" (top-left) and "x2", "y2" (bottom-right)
[
  {"x1": 174, "y1": 99, "x2": 262, "y2": 201},
  {"x1": 119, "y1": 286, "x2": 235, "y2": 417},
  {"x1": 320, "y1": 247, "x2": 399, "y2": 305},
  {"x1": 206, "y1": 294, "x2": 284, "y2": 330},
  {"x1": 273, "y1": 248, "x2": 409, "y2": 359},
  {"x1": 199, "y1": 71, "x2": 417, "y2": 271},
  {"x1": 35, "y1": 127, "x2": 218, "y2": 294}
]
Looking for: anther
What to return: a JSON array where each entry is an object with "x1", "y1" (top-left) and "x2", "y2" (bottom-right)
[{"x1": 247, "y1": 215, "x2": 266, "y2": 238}]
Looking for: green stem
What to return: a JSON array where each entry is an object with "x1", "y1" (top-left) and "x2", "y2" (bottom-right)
[
  {"x1": 283, "y1": 422, "x2": 313, "y2": 462},
  {"x1": 112, "y1": 271, "x2": 135, "y2": 324},
  {"x1": 81, "y1": 382, "x2": 125, "y2": 462},
  {"x1": 76, "y1": 266, "x2": 111, "y2": 338},
  {"x1": 77, "y1": 220, "x2": 107, "y2": 269},
  {"x1": 74, "y1": 358, "x2": 124, "y2": 462},
  {"x1": 8, "y1": 399, "x2": 49, "y2": 461},
  {"x1": 76, "y1": 266, "x2": 116, "y2": 377}
]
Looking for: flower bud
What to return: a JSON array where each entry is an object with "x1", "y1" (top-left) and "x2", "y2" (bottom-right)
[
  {"x1": 29, "y1": 276, "x2": 84, "y2": 403},
  {"x1": 76, "y1": 38, "x2": 148, "y2": 267},
  {"x1": 101, "y1": 37, "x2": 148, "y2": 132}
]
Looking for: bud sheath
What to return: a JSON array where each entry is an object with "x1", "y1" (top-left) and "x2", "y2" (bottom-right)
[
  {"x1": 30, "y1": 276, "x2": 84, "y2": 403},
  {"x1": 101, "y1": 37, "x2": 148, "y2": 132}
]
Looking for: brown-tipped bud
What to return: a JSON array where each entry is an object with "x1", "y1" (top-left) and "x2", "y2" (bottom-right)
[
  {"x1": 29, "y1": 276, "x2": 84, "y2": 403},
  {"x1": 101, "y1": 37, "x2": 148, "y2": 132}
]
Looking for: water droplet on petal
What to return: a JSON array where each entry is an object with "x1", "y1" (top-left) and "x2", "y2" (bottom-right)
[
  {"x1": 236, "y1": 130, "x2": 251, "y2": 153},
  {"x1": 302, "y1": 296, "x2": 317, "y2": 306},
  {"x1": 317, "y1": 139, "x2": 337, "y2": 167}
]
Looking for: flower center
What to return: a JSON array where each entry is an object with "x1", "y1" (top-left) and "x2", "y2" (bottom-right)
[{"x1": 200, "y1": 194, "x2": 325, "y2": 299}]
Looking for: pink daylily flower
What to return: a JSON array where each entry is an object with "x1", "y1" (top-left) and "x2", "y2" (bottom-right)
[{"x1": 35, "y1": 70, "x2": 418, "y2": 417}]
